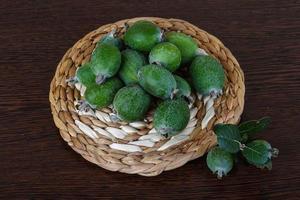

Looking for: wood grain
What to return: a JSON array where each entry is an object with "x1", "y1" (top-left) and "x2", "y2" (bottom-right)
[{"x1": 0, "y1": 0, "x2": 299, "y2": 199}]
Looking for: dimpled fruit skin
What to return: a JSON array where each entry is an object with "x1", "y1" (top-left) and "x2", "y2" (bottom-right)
[
  {"x1": 85, "y1": 78, "x2": 123, "y2": 108},
  {"x1": 190, "y1": 55, "x2": 225, "y2": 96},
  {"x1": 174, "y1": 75, "x2": 191, "y2": 98},
  {"x1": 113, "y1": 85, "x2": 151, "y2": 122},
  {"x1": 124, "y1": 20, "x2": 162, "y2": 52},
  {"x1": 166, "y1": 31, "x2": 198, "y2": 64},
  {"x1": 138, "y1": 64, "x2": 176, "y2": 99},
  {"x1": 90, "y1": 44, "x2": 121, "y2": 78},
  {"x1": 76, "y1": 63, "x2": 96, "y2": 87},
  {"x1": 154, "y1": 98, "x2": 190, "y2": 136},
  {"x1": 206, "y1": 147, "x2": 233, "y2": 177},
  {"x1": 149, "y1": 42, "x2": 181, "y2": 72},
  {"x1": 118, "y1": 49, "x2": 147, "y2": 85}
]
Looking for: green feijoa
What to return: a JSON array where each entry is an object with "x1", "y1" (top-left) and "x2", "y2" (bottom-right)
[
  {"x1": 124, "y1": 20, "x2": 163, "y2": 52},
  {"x1": 90, "y1": 43, "x2": 121, "y2": 84},
  {"x1": 165, "y1": 31, "x2": 199, "y2": 64},
  {"x1": 174, "y1": 75, "x2": 191, "y2": 98},
  {"x1": 99, "y1": 30, "x2": 123, "y2": 49},
  {"x1": 84, "y1": 77, "x2": 123, "y2": 109},
  {"x1": 149, "y1": 42, "x2": 181, "y2": 72},
  {"x1": 138, "y1": 64, "x2": 176, "y2": 99},
  {"x1": 154, "y1": 98, "x2": 190, "y2": 137},
  {"x1": 118, "y1": 49, "x2": 147, "y2": 85},
  {"x1": 113, "y1": 85, "x2": 151, "y2": 122},
  {"x1": 206, "y1": 147, "x2": 234, "y2": 179},
  {"x1": 75, "y1": 62, "x2": 96, "y2": 87},
  {"x1": 190, "y1": 55, "x2": 225, "y2": 96},
  {"x1": 242, "y1": 140, "x2": 279, "y2": 166}
]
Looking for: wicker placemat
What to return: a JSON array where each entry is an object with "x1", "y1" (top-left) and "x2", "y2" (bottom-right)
[{"x1": 49, "y1": 17, "x2": 245, "y2": 176}]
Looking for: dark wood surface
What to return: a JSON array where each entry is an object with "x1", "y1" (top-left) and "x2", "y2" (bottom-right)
[{"x1": 1, "y1": 0, "x2": 300, "y2": 199}]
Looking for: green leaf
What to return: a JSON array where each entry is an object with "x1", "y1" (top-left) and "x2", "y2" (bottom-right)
[
  {"x1": 239, "y1": 117, "x2": 271, "y2": 142},
  {"x1": 214, "y1": 124, "x2": 242, "y2": 153},
  {"x1": 242, "y1": 140, "x2": 272, "y2": 165}
]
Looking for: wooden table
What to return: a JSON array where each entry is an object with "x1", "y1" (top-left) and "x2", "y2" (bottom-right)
[{"x1": 1, "y1": 0, "x2": 299, "y2": 199}]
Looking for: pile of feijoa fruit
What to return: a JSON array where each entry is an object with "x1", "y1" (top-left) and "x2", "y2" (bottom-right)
[
  {"x1": 69, "y1": 20, "x2": 279, "y2": 178},
  {"x1": 71, "y1": 20, "x2": 225, "y2": 138}
]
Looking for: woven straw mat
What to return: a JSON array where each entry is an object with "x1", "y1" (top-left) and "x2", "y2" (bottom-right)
[{"x1": 49, "y1": 17, "x2": 245, "y2": 176}]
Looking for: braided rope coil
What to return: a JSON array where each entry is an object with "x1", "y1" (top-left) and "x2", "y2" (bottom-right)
[{"x1": 49, "y1": 17, "x2": 245, "y2": 176}]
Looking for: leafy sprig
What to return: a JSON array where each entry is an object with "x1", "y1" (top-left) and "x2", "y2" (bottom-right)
[{"x1": 206, "y1": 117, "x2": 279, "y2": 179}]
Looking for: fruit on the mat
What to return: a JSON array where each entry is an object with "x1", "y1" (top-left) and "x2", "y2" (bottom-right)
[
  {"x1": 90, "y1": 43, "x2": 121, "y2": 84},
  {"x1": 118, "y1": 49, "x2": 147, "y2": 85},
  {"x1": 124, "y1": 20, "x2": 163, "y2": 52},
  {"x1": 113, "y1": 85, "x2": 151, "y2": 122},
  {"x1": 75, "y1": 63, "x2": 96, "y2": 87},
  {"x1": 165, "y1": 31, "x2": 199, "y2": 64},
  {"x1": 99, "y1": 31, "x2": 123, "y2": 49},
  {"x1": 206, "y1": 147, "x2": 234, "y2": 179},
  {"x1": 174, "y1": 75, "x2": 191, "y2": 98},
  {"x1": 242, "y1": 140, "x2": 279, "y2": 166},
  {"x1": 189, "y1": 55, "x2": 225, "y2": 96},
  {"x1": 149, "y1": 42, "x2": 181, "y2": 72},
  {"x1": 138, "y1": 64, "x2": 176, "y2": 99},
  {"x1": 84, "y1": 77, "x2": 123, "y2": 109},
  {"x1": 154, "y1": 98, "x2": 190, "y2": 136}
]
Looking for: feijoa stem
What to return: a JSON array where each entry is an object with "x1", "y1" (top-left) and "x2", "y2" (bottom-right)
[
  {"x1": 110, "y1": 108, "x2": 121, "y2": 122},
  {"x1": 217, "y1": 170, "x2": 224, "y2": 179},
  {"x1": 124, "y1": 22, "x2": 129, "y2": 31},
  {"x1": 159, "y1": 29, "x2": 165, "y2": 42},
  {"x1": 153, "y1": 61, "x2": 163, "y2": 67},
  {"x1": 66, "y1": 76, "x2": 78, "y2": 86},
  {"x1": 271, "y1": 148, "x2": 279, "y2": 158},
  {"x1": 158, "y1": 127, "x2": 174, "y2": 137},
  {"x1": 210, "y1": 89, "x2": 223, "y2": 98},
  {"x1": 77, "y1": 100, "x2": 93, "y2": 112},
  {"x1": 186, "y1": 95, "x2": 194, "y2": 104},
  {"x1": 95, "y1": 74, "x2": 106, "y2": 84},
  {"x1": 110, "y1": 113, "x2": 121, "y2": 122},
  {"x1": 170, "y1": 89, "x2": 179, "y2": 99},
  {"x1": 108, "y1": 29, "x2": 117, "y2": 37}
]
